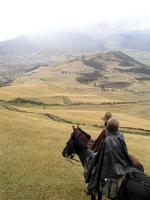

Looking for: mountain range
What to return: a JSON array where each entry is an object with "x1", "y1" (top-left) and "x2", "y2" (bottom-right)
[{"x1": 0, "y1": 29, "x2": 150, "y2": 84}]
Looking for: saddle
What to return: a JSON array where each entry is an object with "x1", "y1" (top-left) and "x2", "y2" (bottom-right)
[
  {"x1": 101, "y1": 176, "x2": 125, "y2": 199},
  {"x1": 126, "y1": 171, "x2": 150, "y2": 188}
]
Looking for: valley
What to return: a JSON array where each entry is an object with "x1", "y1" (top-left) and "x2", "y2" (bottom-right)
[{"x1": 0, "y1": 51, "x2": 150, "y2": 200}]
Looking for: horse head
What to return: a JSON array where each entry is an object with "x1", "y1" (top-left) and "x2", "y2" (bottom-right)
[{"x1": 62, "y1": 125, "x2": 91, "y2": 159}]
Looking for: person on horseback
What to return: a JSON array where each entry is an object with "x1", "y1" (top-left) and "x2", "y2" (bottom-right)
[
  {"x1": 62, "y1": 117, "x2": 145, "y2": 200},
  {"x1": 86, "y1": 118, "x2": 137, "y2": 199},
  {"x1": 91, "y1": 112, "x2": 112, "y2": 152}
]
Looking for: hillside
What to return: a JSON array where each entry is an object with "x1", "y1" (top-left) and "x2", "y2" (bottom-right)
[
  {"x1": 0, "y1": 50, "x2": 150, "y2": 200},
  {"x1": 0, "y1": 51, "x2": 149, "y2": 123},
  {"x1": 1, "y1": 29, "x2": 150, "y2": 85},
  {"x1": 122, "y1": 49, "x2": 150, "y2": 66},
  {"x1": 0, "y1": 33, "x2": 103, "y2": 85}
]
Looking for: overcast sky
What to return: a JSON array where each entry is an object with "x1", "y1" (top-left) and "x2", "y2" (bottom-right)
[{"x1": 0, "y1": 0, "x2": 150, "y2": 41}]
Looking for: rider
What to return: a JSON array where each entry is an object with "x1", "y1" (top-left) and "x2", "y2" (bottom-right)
[
  {"x1": 91, "y1": 112, "x2": 112, "y2": 152},
  {"x1": 87, "y1": 118, "x2": 136, "y2": 199},
  {"x1": 84, "y1": 112, "x2": 112, "y2": 195}
]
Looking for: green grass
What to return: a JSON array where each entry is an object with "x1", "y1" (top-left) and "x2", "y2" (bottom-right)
[
  {"x1": 0, "y1": 107, "x2": 150, "y2": 200},
  {"x1": 0, "y1": 54, "x2": 150, "y2": 200},
  {"x1": 0, "y1": 109, "x2": 87, "y2": 200}
]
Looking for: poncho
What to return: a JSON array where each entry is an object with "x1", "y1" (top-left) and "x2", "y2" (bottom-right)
[{"x1": 84, "y1": 131, "x2": 135, "y2": 194}]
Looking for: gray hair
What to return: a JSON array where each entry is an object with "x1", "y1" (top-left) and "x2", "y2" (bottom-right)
[{"x1": 107, "y1": 118, "x2": 119, "y2": 132}]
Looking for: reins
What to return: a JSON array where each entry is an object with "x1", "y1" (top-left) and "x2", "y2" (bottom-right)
[
  {"x1": 70, "y1": 153, "x2": 81, "y2": 162},
  {"x1": 66, "y1": 154, "x2": 82, "y2": 166},
  {"x1": 64, "y1": 126, "x2": 89, "y2": 167}
]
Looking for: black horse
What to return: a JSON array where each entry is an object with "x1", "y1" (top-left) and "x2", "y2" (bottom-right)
[
  {"x1": 62, "y1": 126, "x2": 150, "y2": 200},
  {"x1": 62, "y1": 126, "x2": 100, "y2": 200}
]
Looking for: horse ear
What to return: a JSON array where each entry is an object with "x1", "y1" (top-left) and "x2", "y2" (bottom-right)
[
  {"x1": 72, "y1": 125, "x2": 76, "y2": 130},
  {"x1": 77, "y1": 125, "x2": 80, "y2": 128}
]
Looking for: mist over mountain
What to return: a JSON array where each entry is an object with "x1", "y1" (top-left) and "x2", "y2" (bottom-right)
[
  {"x1": 0, "y1": 32, "x2": 105, "y2": 84},
  {"x1": 0, "y1": 26, "x2": 150, "y2": 85},
  {"x1": 1, "y1": 28, "x2": 150, "y2": 57},
  {"x1": 101, "y1": 31, "x2": 150, "y2": 51},
  {"x1": 0, "y1": 32, "x2": 104, "y2": 56}
]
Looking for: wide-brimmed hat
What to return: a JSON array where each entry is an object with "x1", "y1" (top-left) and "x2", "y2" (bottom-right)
[{"x1": 102, "y1": 112, "x2": 112, "y2": 121}]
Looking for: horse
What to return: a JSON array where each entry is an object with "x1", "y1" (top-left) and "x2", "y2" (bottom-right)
[
  {"x1": 62, "y1": 126, "x2": 150, "y2": 200},
  {"x1": 62, "y1": 126, "x2": 101, "y2": 200}
]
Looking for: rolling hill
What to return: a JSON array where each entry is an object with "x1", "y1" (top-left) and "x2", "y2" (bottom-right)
[
  {"x1": 0, "y1": 51, "x2": 149, "y2": 120},
  {"x1": 1, "y1": 29, "x2": 150, "y2": 85},
  {"x1": 0, "y1": 32, "x2": 104, "y2": 85},
  {"x1": 0, "y1": 50, "x2": 150, "y2": 200}
]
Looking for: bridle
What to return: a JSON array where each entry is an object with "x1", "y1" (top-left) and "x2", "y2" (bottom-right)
[
  {"x1": 65, "y1": 128, "x2": 87, "y2": 166},
  {"x1": 67, "y1": 153, "x2": 82, "y2": 166}
]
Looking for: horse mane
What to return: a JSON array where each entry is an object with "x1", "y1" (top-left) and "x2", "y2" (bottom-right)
[{"x1": 77, "y1": 127, "x2": 91, "y2": 140}]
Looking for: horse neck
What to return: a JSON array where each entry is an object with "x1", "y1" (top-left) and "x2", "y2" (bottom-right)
[{"x1": 74, "y1": 139, "x2": 89, "y2": 166}]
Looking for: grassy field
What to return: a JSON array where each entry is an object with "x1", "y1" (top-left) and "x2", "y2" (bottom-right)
[
  {"x1": 0, "y1": 106, "x2": 150, "y2": 200},
  {"x1": 0, "y1": 56, "x2": 150, "y2": 200}
]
